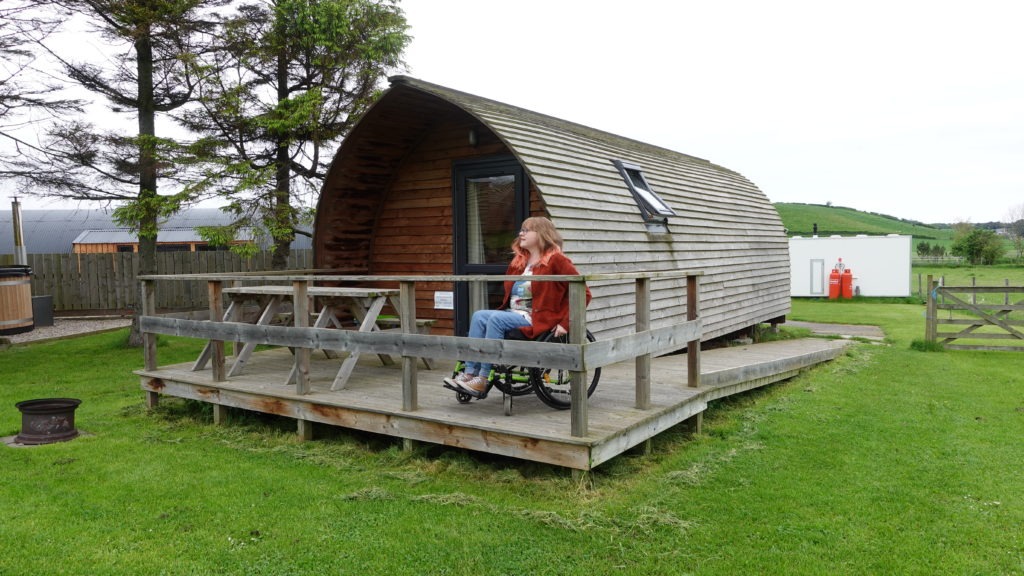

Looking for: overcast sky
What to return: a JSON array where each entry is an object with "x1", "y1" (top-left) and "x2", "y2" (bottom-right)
[
  {"x1": 7, "y1": 0, "x2": 1022, "y2": 225},
  {"x1": 399, "y1": 0, "x2": 1024, "y2": 224}
]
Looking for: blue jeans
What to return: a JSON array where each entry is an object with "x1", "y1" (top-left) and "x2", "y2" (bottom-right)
[{"x1": 464, "y1": 309, "x2": 531, "y2": 376}]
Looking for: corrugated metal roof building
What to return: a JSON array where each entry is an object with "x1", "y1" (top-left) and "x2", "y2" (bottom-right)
[
  {"x1": 313, "y1": 77, "x2": 791, "y2": 344},
  {"x1": 0, "y1": 208, "x2": 310, "y2": 254}
]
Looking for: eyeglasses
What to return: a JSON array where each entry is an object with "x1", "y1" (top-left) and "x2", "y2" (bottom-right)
[{"x1": 519, "y1": 228, "x2": 533, "y2": 235}]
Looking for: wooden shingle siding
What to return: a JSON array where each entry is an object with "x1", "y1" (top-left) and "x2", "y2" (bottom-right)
[{"x1": 314, "y1": 77, "x2": 790, "y2": 344}]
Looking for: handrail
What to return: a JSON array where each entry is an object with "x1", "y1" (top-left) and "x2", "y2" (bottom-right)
[{"x1": 138, "y1": 271, "x2": 703, "y2": 282}]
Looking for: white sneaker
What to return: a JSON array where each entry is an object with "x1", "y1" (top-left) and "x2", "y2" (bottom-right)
[{"x1": 443, "y1": 372, "x2": 473, "y2": 388}]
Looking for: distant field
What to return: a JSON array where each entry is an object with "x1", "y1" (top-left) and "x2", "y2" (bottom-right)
[
  {"x1": 774, "y1": 202, "x2": 1021, "y2": 259},
  {"x1": 911, "y1": 265, "x2": 1024, "y2": 289},
  {"x1": 774, "y1": 202, "x2": 954, "y2": 240}
]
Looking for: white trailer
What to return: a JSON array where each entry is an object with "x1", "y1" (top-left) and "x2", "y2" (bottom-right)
[{"x1": 789, "y1": 234, "x2": 912, "y2": 297}]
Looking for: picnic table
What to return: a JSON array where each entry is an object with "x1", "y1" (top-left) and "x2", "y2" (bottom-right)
[{"x1": 192, "y1": 284, "x2": 417, "y2": 390}]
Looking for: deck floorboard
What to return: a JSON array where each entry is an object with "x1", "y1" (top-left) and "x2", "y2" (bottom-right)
[{"x1": 137, "y1": 338, "x2": 852, "y2": 469}]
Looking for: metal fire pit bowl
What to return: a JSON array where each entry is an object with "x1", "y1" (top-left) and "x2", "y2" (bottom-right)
[{"x1": 14, "y1": 398, "x2": 81, "y2": 445}]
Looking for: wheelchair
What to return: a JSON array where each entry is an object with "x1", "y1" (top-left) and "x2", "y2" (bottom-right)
[{"x1": 442, "y1": 329, "x2": 600, "y2": 415}]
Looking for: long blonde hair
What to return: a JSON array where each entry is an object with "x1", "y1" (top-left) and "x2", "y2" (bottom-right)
[{"x1": 510, "y1": 216, "x2": 563, "y2": 270}]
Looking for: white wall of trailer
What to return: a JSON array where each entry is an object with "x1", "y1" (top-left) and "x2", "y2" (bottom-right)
[{"x1": 789, "y1": 235, "x2": 912, "y2": 297}]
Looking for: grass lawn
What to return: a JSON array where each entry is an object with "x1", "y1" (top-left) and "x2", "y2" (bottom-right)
[
  {"x1": 2, "y1": 304, "x2": 1023, "y2": 575},
  {"x1": 913, "y1": 264, "x2": 1024, "y2": 288}
]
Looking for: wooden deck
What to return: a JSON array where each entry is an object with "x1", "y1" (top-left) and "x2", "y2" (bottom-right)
[{"x1": 136, "y1": 338, "x2": 851, "y2": 470}]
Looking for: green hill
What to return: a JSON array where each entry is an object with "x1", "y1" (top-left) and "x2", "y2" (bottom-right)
[{"x1": 774, "y1": 203, "x2": 954, "y2": 242}]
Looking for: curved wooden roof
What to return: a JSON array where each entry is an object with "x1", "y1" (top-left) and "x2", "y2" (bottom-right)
[{"x1": 315, "y1": 76, "x2": 789, "y2": 341}]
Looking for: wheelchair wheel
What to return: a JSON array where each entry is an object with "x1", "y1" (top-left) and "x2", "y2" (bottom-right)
[
  {"x1": 491, "y1": 365, "x2": 535, "y2": 397},
  {"x1": 531, "y1": 330, "x2": 600, "y2": 410}
]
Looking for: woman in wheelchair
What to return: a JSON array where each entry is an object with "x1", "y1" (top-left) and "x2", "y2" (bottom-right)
[{"x1": 444, "y1": 216, "x2": 591, "y2": 398}]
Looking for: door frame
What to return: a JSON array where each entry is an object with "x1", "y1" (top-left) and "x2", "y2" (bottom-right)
[{"x1": 451, "y1": 155, "x2": 529, "y2": 335}]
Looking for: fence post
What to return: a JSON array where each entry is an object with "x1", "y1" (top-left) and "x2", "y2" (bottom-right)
[
  {"x1": 635, "y1": 276, "x2": 651, "y2": 410},
  {"x1": 399, "y1": 280, "x2": 418, "y2": 413},
  {"x1": 292, "y1": 279, "x2": 310, "y2": 395},
  {"x1": 569, "y1": 279, "x2": 588, "y2": 438},
  {"x1": 925, "y1": 276, "x2": 937, "y2": 343},
  {"x1": 687, "y1": 274, "x2": 701, "y2": 389},
  {"x1": 208, "y1": 280, "x2": 226, "y2": 383},
  {"x1": 141, "y1": 278, "x2": 159, "y2": 409}
]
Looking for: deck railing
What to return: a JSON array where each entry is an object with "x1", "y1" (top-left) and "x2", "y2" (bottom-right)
[{"x1": 138, "y1": 271, "x2": 703, "y2": 437}]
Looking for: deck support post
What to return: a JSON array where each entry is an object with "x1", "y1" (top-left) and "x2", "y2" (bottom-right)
[
  {"x1": 686, "y1": 274, "x2": 701, "y2": 389},
  {"x1": 569, "y1": 280, "x2": 588, "y2": 438},
  {"x1": 685, "y1": 412, "x2": 703, "y2": 435},
  {"x1": 141, "y1": 279, "x2": 159, "y2": 408},
  {"x1": 635, "y1": 277, "x2": 651, "y2": 409},
  {"x1": 297, "y1": 418, "x2": 313, "y2": 441},
  {"x1": 292, "y1": 280, "x2": 311, "y2": 395},
  {"x1": 208, "y1": 280, "x2": 226, "y2": 382},
  {"x1": 399, "y1": 281, "x2": 418, "y2": 412},
  {"x1": 628, "y1": 439, "x2": 653, "y2": 456},
  {"x1": 213, "y1": 404, "x2": 228, "y2": 425}
]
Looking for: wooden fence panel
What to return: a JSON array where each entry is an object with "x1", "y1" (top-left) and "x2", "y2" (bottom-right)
[
  {"x1": 926, "y1": 283, "x2": 1024, "y2": 351},
  {"x1": 17, "y1": 249, "x2": 313, "y2": 313}
]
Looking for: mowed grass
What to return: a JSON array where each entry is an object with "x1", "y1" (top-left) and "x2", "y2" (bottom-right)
[
  {"x1": 2, "y1": 304, "x2": 1023, "y2": 575},
  {"x1": 913, "y1": 264, "x2": 1024, "y2": 290}
]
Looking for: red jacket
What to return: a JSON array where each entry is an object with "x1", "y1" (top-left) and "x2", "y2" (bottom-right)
[{"x1": 500, "y1": 251, "x2": 591, "y2": 339}]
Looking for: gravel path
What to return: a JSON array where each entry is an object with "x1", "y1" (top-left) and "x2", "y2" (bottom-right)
[
  {"x1": 785, "y1": 321, "x2": 885, "y2": 340},
  {"x1": 1, "y1": 317, "x2": 133, "y2": 345}
]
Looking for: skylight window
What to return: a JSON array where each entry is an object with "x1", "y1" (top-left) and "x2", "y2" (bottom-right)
[{"x1": 611, "y1": 160, "x2": 677, "y2": 222}]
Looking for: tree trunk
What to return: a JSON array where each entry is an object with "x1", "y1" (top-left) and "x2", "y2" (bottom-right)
[
  {"x1": 128, "y1": 30, "x2": 159, "y2": 347},
  {"x1": 270, "y1": 47, "x2": 293, "y2": 271}
]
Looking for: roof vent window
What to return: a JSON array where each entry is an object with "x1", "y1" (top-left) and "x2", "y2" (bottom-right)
[{"x1": 611, "y1": 160, "x2": 677, "y2": 221}]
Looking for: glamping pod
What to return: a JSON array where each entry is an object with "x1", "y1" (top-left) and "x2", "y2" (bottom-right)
[{"x1": 314, "y1": 76, "x2": 790, "y2": 343}]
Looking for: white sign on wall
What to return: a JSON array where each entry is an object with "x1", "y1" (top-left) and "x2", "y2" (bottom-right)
[{"x1": 433, "y1": 291, "x2": 454, "y2": 310}]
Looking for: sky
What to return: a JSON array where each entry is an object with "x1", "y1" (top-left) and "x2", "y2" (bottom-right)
[
  {"x1": 397, "y1": 0, "x2": 1024, "y2": 224},
  {"x1": 6, "y1": 0, "x2": 1023, "y2": 225}
]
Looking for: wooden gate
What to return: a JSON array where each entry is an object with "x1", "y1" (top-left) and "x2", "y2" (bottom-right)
[{"x1": 925, "y1": 278, "x2": 1024, "y2": 351}]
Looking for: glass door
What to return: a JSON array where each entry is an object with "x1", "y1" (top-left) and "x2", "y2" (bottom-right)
[{"x1": 453, "y1": 156, "x2": 528, "y2": 335}]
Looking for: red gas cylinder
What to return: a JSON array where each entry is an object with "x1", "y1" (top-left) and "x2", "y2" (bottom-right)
[
  {"x1": 828, "y1": 267, "x2": 841, "y2": 299},
  {"x1": 841, "y1": 267, "x2": 854, "y2": 299}
]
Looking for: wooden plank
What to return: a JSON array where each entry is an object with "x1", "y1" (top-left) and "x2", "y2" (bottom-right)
[
  {"x1": 137, "y1": 337, "x2": 850, "y2": 469},
  {"x1": 938, "y1": 286, "x2": 1024, "y2": 294},
  {"x1": 142, "y1": 316, "x2": 588, "y2": 370},
  {"x1": 938, "y1": 318, "x2": 1024, "y2": 327},
  {"x1": 936, "y1": 303, "x2": 1024, "y2": 311},
  {"x1": 935, "y1": 332, "x2": 1024, "y2": 341},
  {"x1": 635, "y1": 277, "x2": 651, "y2": 410},
  {"x1": 142, "y1": 280, "x2": 157, "y2": 371},
  {"x1": 944, "y1": 344, "x2": 1024, "y2": 351},
  {"x1": 138, "y1": 376, "x2": 593, "y2": 469},
  {"x1": 400, "y1": 280, "x2": 418, "y2": 411},
  {"x1": 208, "y1": 281, "x2": 226, "y2": 382},
  {"x1": 570, "y1": 281, "x2": 588, "y2": 438},
  {"x1": 687, "y1": 274, "x2": 701, "y2": 388},
  {"x1": 292, "y1": 281, "x2": 311, "y2": 395}
]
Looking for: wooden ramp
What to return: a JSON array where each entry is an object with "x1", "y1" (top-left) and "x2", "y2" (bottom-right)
[{"x1": 137, "y1": 338, "x2": 851, "y2": 470}]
